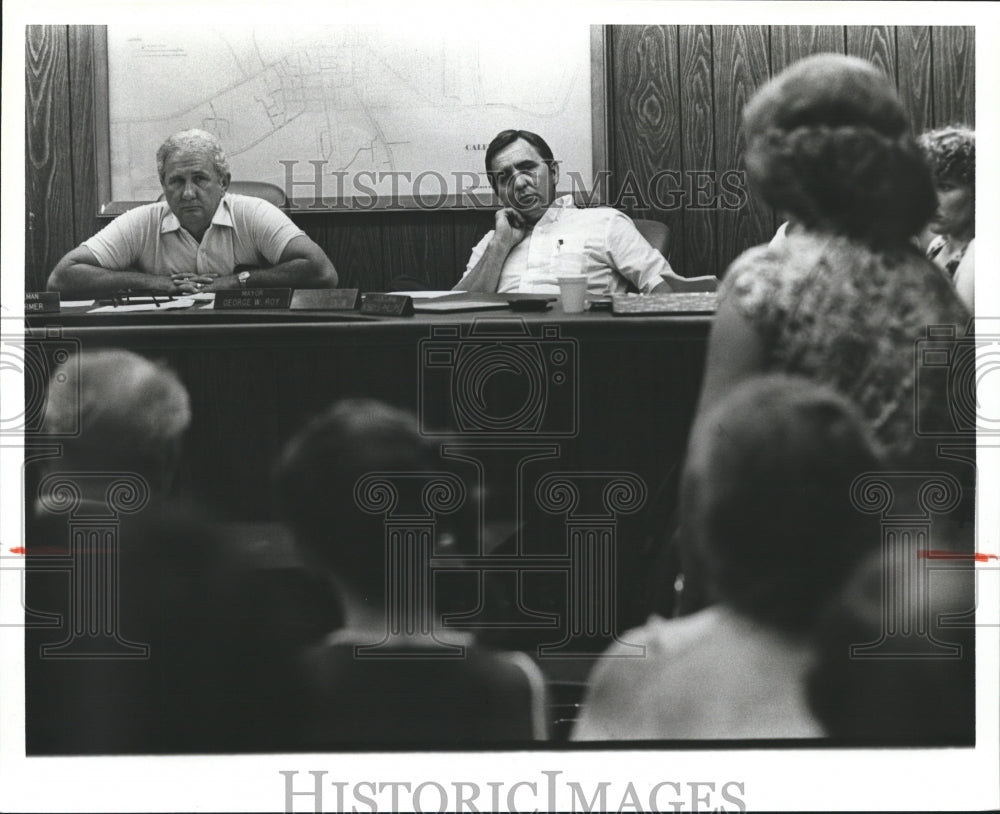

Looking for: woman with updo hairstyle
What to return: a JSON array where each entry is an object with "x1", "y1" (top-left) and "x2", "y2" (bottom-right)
[
  {"x1": 695, "y1": 54, "x2": 970, "y2": 471},
  {"x1": 744, "y1": 55, "x2": 938, "y2": 246}
]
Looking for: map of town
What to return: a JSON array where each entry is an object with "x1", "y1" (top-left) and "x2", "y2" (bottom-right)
[{"x1": 108, "y1": 26, "x2": 594, "y2": 206}]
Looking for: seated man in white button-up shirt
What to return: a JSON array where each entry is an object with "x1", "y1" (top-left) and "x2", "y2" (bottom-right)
[
  {"x1": 48, "y1": 129, "x2": 337, "y2": 298},
  {"x1": 454, "y1": 129, "x2": 716, "y2": 295}
]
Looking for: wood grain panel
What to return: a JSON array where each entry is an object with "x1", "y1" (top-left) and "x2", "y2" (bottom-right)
[
  {"x1": 67, "y1": 26, "x2": 100, "y2": 247},
  {"x1": 380, "y1": 212, "x2": 457, "y2": 292},
  {"x1": 295, "y1": 214, "x2": 382, "y2": 292},
  {"x1": 896, "y1": 27, "x2": 934, "y2": 136},
  {"x1": 677, "y1": 25, "x2": 715, "y2": 278},
  {"x1": 846, "y1": 25, "x2": 896, "y2": 82},
  {"x1": 25, "y1": 26, "x2": 75, "y2": 293},
  {"x1": 770, "y1": 25, "x2": 844, "y2": 75},
  {"x1": 610, "y1": 26, "x2": 686, "y2": 272},
  {"x1": 713, "y1": 26, "x2": 772, "y2": 277},
  {"x1": 931, "y1": 27, "x2": 975, "y2": 127}
]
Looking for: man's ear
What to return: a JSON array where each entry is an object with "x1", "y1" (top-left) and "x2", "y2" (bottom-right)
[
  {"x1": 551, "y1": 161, "x2": 560, "y2": 188},
  {"x1": 220, "y1": 172, "x2": 231, "y2": 191}
]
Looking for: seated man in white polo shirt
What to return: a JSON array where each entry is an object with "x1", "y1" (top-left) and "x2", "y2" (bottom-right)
[
  {"x1": 48, "y1": 129, "x2": 337, "y2": 298},
  {"x1": 454, "y1": 129, "x2": 716, "y2": 295}
]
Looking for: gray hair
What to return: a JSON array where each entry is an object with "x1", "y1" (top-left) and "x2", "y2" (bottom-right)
[
  {"x1": 44, "y1": 350, "x2": 191, "y2": 462},
  {"x1": 156, "y1": 128, "x2": 230, "y2": 183}
]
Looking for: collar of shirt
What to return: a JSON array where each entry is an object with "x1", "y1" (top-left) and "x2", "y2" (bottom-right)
[
  {"x1": 160, "y1": 195, "x2": 234, "y2": 235},
  {"x1": 535, "y1": 194, "x2": 576, "y2": 229}
]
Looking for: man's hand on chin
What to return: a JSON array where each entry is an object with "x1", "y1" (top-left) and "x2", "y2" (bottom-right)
[{"x1": 493, "y1": 207, "x2": 530, "y2": 250}]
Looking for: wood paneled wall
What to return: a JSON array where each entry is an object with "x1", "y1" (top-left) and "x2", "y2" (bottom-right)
[
  {"x1": 610, "y1": 25, "x2": 975, "y2": 277},
  {"x1": 25, "y1": 26, "x2": 74, "y2": 290},
  {"x1": 24, "y1": 25, "x2": 975, "y2": 292}
]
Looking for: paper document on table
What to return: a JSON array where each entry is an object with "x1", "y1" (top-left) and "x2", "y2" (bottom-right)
[
  {"x1": 388, "y1": 291, "x2": 456, "y2": 299},
  {"x1": 88, "y1": 298, "x2": 197, "y2": 313},
  {"x1": 413, "y1": 299, "x2": 510, "y2": 313},
  {"x1": 61, "y1": 300, "x2": 96, "y2": 308}
]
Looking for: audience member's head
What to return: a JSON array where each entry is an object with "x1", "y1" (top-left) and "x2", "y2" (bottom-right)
[
  {"x1": 42, "y1": 350, "x2": 191, "y2": 494},
  {"x1": 274, "y1": 399, "x2": 441, "y2": 601},
  {"x1": 743, "y1": 53, "x2": 937, "y2": 246},
  {"x1": 679, "y1": 374, "x2": 883, "y2": 635},
  {"x1": 806, "y1": 550, "x2": 976, "y2": 743},
  {"x1": 918, "y1": 125, "x2": 975, "y2": 241}
]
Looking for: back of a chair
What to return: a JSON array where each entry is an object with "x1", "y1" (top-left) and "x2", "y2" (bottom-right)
[
  {"x1": 632, "y1": 218, "x2": 671, "y2": 259},
  {"x1": 227, "y1": 181, "x2": 288, "y2": 208}
]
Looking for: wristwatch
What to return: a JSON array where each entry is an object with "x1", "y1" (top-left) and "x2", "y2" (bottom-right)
[{"x1": 237, "y1": 270, "x2": 252, "y2": 289}]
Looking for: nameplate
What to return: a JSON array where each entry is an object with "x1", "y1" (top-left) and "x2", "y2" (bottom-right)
[
  {"x1": 290, "y1": 289, "x2": 359, "y2": 310},
  {"x1": 360, "y1": 293, "x2": 414, "y2": 316},
  {"x1": 214, "y1": 288, "x2": 292, "y2": 310},
  {"x1": 25, "y1": 292, "x2": 61, "y2": 313}
]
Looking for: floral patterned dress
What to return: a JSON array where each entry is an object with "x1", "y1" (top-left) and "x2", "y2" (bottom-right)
[{"x1": 720, "y1": 233, "x2": 971, "y2": 468}]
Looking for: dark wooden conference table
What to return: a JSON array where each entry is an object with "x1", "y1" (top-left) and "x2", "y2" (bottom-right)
[
  {"x1": 25, "y1": 292, "x2": 712, "y2": 521},
  {"x1": 25, "y1": 292, "x2": 712, "y2": 635}
]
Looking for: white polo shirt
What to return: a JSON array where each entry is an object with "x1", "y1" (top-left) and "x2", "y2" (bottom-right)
[
  {"x1": 461, "y1": 195, "x2": 673, "y2": 295},
  {"x1": 83, "y1": 194, "x2": 304, "y2": 278}
]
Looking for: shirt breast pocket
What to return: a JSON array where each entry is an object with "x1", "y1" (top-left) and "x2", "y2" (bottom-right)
[{"x1": 559, "y1": 235, "x2": 587, "y2": 255}]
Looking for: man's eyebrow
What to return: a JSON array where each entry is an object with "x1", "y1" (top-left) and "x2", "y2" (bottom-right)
[{"x1": 496, "y1": 159, "x2": 540, "y2": 176}]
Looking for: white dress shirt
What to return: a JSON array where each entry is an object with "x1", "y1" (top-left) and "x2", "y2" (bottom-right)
[{"x1": 461, "y1": 196, "x2": 674, "y2": 295}]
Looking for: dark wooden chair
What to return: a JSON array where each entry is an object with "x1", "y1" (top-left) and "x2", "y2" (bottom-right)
[
  {"x1": 227, "y1": 180, "x2": 288, "y2": 208},
  {"x1": 632, "y1": 217, "x2": 671, "y2": 260}
]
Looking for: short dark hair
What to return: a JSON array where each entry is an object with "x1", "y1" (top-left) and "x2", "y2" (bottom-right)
[
  {"x1": 918, "y1": 125, "x2": 975, "y2": 190},
  {"x1": 274, "y1": 399, "x2": 440, "y2": 594},
  {"x1": 743, "y1": 54, "x2": 936, "y2": 247},
  {"x1": 680, "y1": 374, "x2": 883, "y2": 635},
  {"x1": 484, "y1": 130, "x2": 555, "y2": 193}
]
